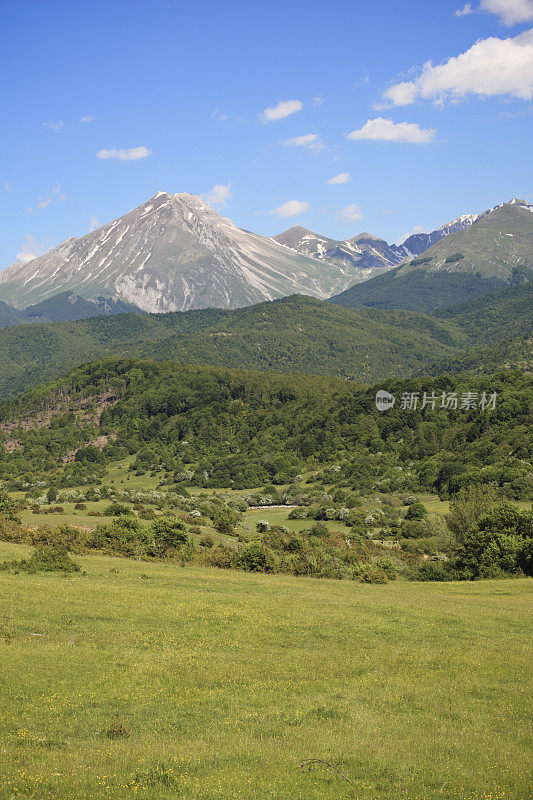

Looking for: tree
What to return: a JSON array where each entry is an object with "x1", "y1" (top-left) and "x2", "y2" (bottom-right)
[
  {"x1": 46, "y1": 485, "x2": 58, "y2": 503},
  {"x1": 454, "y1": 502, "x2": 532, "y2": 579},
  {"x1": 446, "y1": 485, "x2": 496, "y2": 538},
  {"x1": 405, "y1": 502, "x2": 427, "y2": 520}
]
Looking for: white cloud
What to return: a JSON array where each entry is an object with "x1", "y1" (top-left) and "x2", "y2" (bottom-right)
[
  {"x1": 202, "y1": 183, "x2": 232, "y2": 207},
  {"x1": 454, "y1": 3, "x2": 474, "y2": 15},
  {"x1": 26, "y1": 184, "x2": 66, "y2": 214},
  {"x1": 43, "y1": 119, "x2": 64, "y2": 131},
  {"x1": 327, "y1": 172, "x2": 350, "y2": 184},
  {"x1": 16, "y1": 235, "x2": 46, "y2": 264},
  {"x1": 481, "y1": 0, "x2": 533, "y2": 25},
  {"x1": 260, "y1": 99, "x2": 302, "y2": 122},
  {"x1": 339, "y1": 204, "x2": 363, "y2": 223},
  {"x1": 211, "y1": 109, "x2": 229, "y2": 121},
  {"x1": 383, "y1": 28, "x2": 533, "y2": 105},
  {"x1": 281, "y1": 133, "x2": 325, "y2": 152},
  {"x1": 80, "y1": 115, "x2": 94, "y2": 123},
  {"x1": 2, "y1": 180, "x2": 12, "y2": 192},
  {"x1": 97, "y1": 146, "x2": 152, "y2": 161},
  {"x1": 313, "y1": 94, "x2": 325, "y2": 106},
  {"x1": 347, "y1": 117, "x2": 436, "y2": 143},
  {"x1": 270, "y1": 200, "x2": 310, "y2": 218},
  {"x1": 90, "y1": 215, "x2": 100, "y2": 231},
  {"x1": 396, "y1": 224, "x2": 427, "y2": 245}
]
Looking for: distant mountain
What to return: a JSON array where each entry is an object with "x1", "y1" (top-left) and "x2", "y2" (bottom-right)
[
  {"x1": 329, "y1": 200, "x2": 533, "y2": 313},
  {"x1": 273, "y1": 226, "x2": 409, "y2": 280},
  {"x1": 0, "y1": 192, "x2": 372, "y2": 313},
  {"x1": 0, "y1": 292, "x2": 141, "y2": 328},
  {"x1": 23, "y1": 292, "x2": 141, "y2": 322},
  {"x1": 0, "y1": 284, "x2": 529, "y2": 401},
  {"x1": 273, "y1": 208, "x2": 484, "y2": 278}
]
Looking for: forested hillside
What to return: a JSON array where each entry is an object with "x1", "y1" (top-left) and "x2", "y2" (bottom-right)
[
  {"x1": 0, "y1": 287, "x2": 530, "y2": 400},
  {"x1": 1, "y1": 359, "x2": 530, "y2": 501}
]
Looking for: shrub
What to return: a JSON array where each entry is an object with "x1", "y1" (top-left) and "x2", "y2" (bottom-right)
[
  {"x1": 358, "y1": 565, "x2": 388, "y2": 584},
  {"x1": 0, "y1": 543, "x2": 79, "y2": 574},
  {"x1": 237, "y1": 542, "x2": 276, "y2": 572},
  {"x1": 309, "y1": 522, "x2": 328, "y2": 537},
  {"x1": 409, "y1": 561, "x2": 451, "y2": 581},
  {"x1": 405, "y1": 502, "x2": 427, "y2": 520},
  {"x1": 374, "y1": 558, "x2": 398, "y2": 580},
  {"x1": 105, "y1": 502, "x2": 132, "y2": 516},
  {"x1": 199, "y1": 534, "x2": 214, "y2": 548}
]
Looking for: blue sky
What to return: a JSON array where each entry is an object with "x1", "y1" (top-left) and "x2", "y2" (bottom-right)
[{"x1": 1, "y1": 0, "x2": 532, "y2": 267}]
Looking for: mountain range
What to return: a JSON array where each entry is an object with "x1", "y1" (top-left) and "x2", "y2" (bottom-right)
[
  {"x1": 273, "y1": 211, "x2": 482, "y2": 272},
  {"x1": 330, "y1": 199, "x2": 533, "y2": 313},
  {"x1": 0, "y1": 192, "x2": 372, "y2": 313},
  {"x1": 0, "y1": 192, "x2": 530, "y2": 325}
]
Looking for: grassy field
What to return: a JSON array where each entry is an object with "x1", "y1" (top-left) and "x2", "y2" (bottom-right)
[{"x1": 0, "y1": 545, "x2": 531, "y2": 800}]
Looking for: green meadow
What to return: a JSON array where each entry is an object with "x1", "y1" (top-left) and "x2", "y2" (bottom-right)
[{"x1": 0, "y1": 545, "x2": 531, "y2": 800}]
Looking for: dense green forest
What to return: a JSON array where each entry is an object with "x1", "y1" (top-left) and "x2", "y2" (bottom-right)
[
  {"x1": 0, "y1": 358, "x2": 530, "y2": 583},
  {"x1": 0, "y1": 286, "x2": 530, "y2": 399},
  {"x1": 1, "y1": 358, "x2": 530, "y2": 500}
]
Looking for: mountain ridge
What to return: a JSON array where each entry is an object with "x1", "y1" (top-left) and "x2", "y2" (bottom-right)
[
  {"x1": 329, "y1": 200, "x2": 533, "y2": 313},
  {"x1": 0, "y1": 192, "x2": 371, "y2": 313}
]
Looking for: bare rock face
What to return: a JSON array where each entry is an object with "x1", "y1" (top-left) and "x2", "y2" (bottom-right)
[{"x1": 0, "y1": 192, "x2": 374, "y2": 312}]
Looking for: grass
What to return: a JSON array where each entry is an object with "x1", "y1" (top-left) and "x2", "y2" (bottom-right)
[{"x1": 0, "y1": 548, "x2": 531, "y2": 800}]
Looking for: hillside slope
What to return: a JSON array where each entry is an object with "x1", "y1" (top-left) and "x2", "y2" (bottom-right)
[
  {"x1": 0, "y1": 286, "x2": 530, "y2": 401},
  {"x1": 330, "y1": 200, "x2": 533, "y2": 312}
]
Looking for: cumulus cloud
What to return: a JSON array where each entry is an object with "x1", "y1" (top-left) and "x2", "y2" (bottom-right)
[
  {"x1": 90, "y1": 215, "x2": 100, "y2": 231},
  {"x1": 347, "y1": 117, "x2": 436, "y2": 143},
  {"x1": 80, "y1": 115, "x2": 94, "y2": 123},
  {"x1": 270, "y1": 200, "x2": 310, "y2": 218},
  {"x1": 211, "y1": 109, "x2": 229, "y2": 121},
  {"x1": 313, "y1": 94, "x2": 325, "y2": 106},
  {"x1": 261, "y1": 99, "x2": 302, "y2": 122},
  {"x1": 16, "y1": 235, "x2": 46, "y2": 264},
  {"x1": 281, "y1": 133, "x2": 325, "y2": 152},
  {"x1": 43, "y1": 119, "x2": 64, "y2": 131},
  {"x1": 481, "y1": 0, "x2": 533, "y2": 25},
  {"x1": 383, "y1": 28, "x2": 533, "y2": 105},
  {"x1": 340, "y1": 204, "x2": 363, "y2": 223},
  {"x1": 327, "y1": 172, "x2": 350, "y2": 184},
  {"x1": 97, "y1": 146, "x2": 152, "y2": 160},
  {"x1": 202, "y1": 183, "x2": 232, "y2": 207}
]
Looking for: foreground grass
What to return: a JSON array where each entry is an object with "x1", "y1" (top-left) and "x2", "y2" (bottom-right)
[{"x1": 0, "y1": 550, "x2": 531, "y2": 800}]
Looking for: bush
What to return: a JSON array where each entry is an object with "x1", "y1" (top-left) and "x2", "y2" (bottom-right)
[
  {"x1": 105, "y1": 502, "x2": 132, "y2": 516},
  {"x1": 0, "y1": 543, "x2": 79, "y2": 573},
  {"x1": 199, "y1": 534, "x2": 214, "y2": 548},
  {"x1": 409, "y1": 561, "x2": 451, "y2": 581},
  {"x1": 237, "y1": 542, "x2": 276, "y2": 572},
  {"x1": 405, "y1": 502, "x2": 427, "y2": 520},
  {"x1": 374, "y1": 558, "x2": 398, "y2": 580},
  {"x1": 358, "y1": 565, "x2": 388, "y2": 584},
  {"x1": 309, "y1": 522, "x2": 328, "y2": 537}
]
